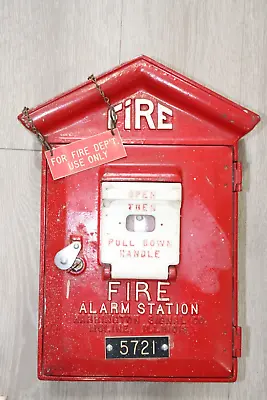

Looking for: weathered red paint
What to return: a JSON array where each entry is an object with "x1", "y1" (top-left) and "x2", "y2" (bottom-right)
[{"x1": 18, "y1": 56, "x2": 260, "y2": 382}]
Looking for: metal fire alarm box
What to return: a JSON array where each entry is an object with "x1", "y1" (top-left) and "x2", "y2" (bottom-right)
[{"x1": 18, "y1": 56, "x2": 260, "y2": 382}]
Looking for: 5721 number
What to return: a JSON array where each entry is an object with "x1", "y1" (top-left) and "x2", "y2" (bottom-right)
[
  {"x1": 120, "y1": 339, "x2": 155, "y2": 356},
  {"x1": 105, "y1": 336, "x2": 169, "y2": 359}
]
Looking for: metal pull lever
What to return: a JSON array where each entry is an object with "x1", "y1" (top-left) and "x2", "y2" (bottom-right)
[{"x1": 54, "y1": 241, "x2": 82, "y2": 271}]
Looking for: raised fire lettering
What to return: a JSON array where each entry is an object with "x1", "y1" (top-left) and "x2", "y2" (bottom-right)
[
  {"x1": 124, "y1": 99, "x2": 131, "y2": 129},
  {"x1": 191, "y1": 303, "x2": 199, "y2": 315},
  {"x1": 165, "y1": 302, "x2": 174, "y2": 314},
  {"x1": 126, "y1": 282, "x2": 131, "y2": 301},
  {"x1": 108, "y1": 98, "x2": 173, "y2": 130},
  {"x1": 120, "y1": 302, "x2": 130, "y2": 313},
  {"x1": 79, "y1": 302, "x2": 87, "y2": 314},
  {"x1": 110, "y1": 302, "x2": 119, "y2": 313},
  {"x1": 157, "y1": 282, "x2": 170, "y2": 302},
  {"x1": 148, "y1": 302, "x2": 156, "y2": 314},
  {"x1": 135, "y1": 99, "x2": 155, "y2": 129},
  {"x1": 99, "y1": 303, "x2": 108, "y2": 314},
  {"x1": 137, "y1": 302, "x2": 145, "y2": 314},
  {"x1": 157, "y1": 103, "x2": 173, "y2": 129},
  {"x1": 135, "y1": 282, "x2": 152, "y2": 301},
  {"x1": 181, "y1": 304, "x2": 189, "y2": 315},
  {"x1": 156, "y1": 304, "x2": 165, "y2": 315},
  {"x1": 108, "y1": 281, "x2": 120, "y2": 301},
  {"x1": 89, "y1": 301, "x2": 97, "y2": 314}
]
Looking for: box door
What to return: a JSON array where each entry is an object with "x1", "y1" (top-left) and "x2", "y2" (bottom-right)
[{"x1": 40, "y1": 145, "x2": 235, "y2": 381}]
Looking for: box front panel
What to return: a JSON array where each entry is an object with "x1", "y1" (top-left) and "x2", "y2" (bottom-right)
[{"x1": 40, "y1": 145, "x2": 234, "y2": 380}]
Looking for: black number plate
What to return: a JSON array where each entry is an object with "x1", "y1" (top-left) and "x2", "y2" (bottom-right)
[{"x1": 105, "y1": 336, "x2": 169, "y2": 359}]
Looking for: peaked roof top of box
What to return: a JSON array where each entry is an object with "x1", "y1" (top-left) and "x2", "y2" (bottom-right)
[{"x1": 18, "y1": 55, "x2": 260, "y2": 146}]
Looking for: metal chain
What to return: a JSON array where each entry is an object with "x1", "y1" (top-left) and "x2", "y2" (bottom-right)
[
  {"x1": 21, "y1": 74, "x2": 116, "y2": 153},
  {"x1": 21, "y1": 107, "x2": 54, "y2": 155},
  {"x1": 88, "y1": 74, "x2": 117, "y2": 135}
]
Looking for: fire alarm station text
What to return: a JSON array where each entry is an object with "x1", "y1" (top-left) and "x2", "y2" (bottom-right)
[{"x1": 78, "y1": 282, "x2": 199, "y2": 316}]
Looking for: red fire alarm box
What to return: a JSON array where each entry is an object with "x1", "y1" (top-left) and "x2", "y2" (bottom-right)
[{"x1": 18, "y1": 56, "x2": 260, "y2": 382}]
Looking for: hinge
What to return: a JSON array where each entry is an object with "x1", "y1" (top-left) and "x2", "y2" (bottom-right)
[
  {"x1": 233, "y1": 326, "x2": 242, "y2": 357},
  {"x1": 233, "y1": 162, "x2": 242, "y2": 192}
]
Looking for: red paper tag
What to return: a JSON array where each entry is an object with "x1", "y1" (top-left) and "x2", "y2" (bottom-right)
[{"x1": 45, "y1": 129, "x2": 126, "y2": 180}]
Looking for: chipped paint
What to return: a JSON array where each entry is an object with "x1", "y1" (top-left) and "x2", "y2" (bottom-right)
[
  {"x1": 66, "y1": 279, "x2": 71, "y2": 299},
  {"x1": 205, "y1": 176, "x2": 214, "y2": 188}
]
